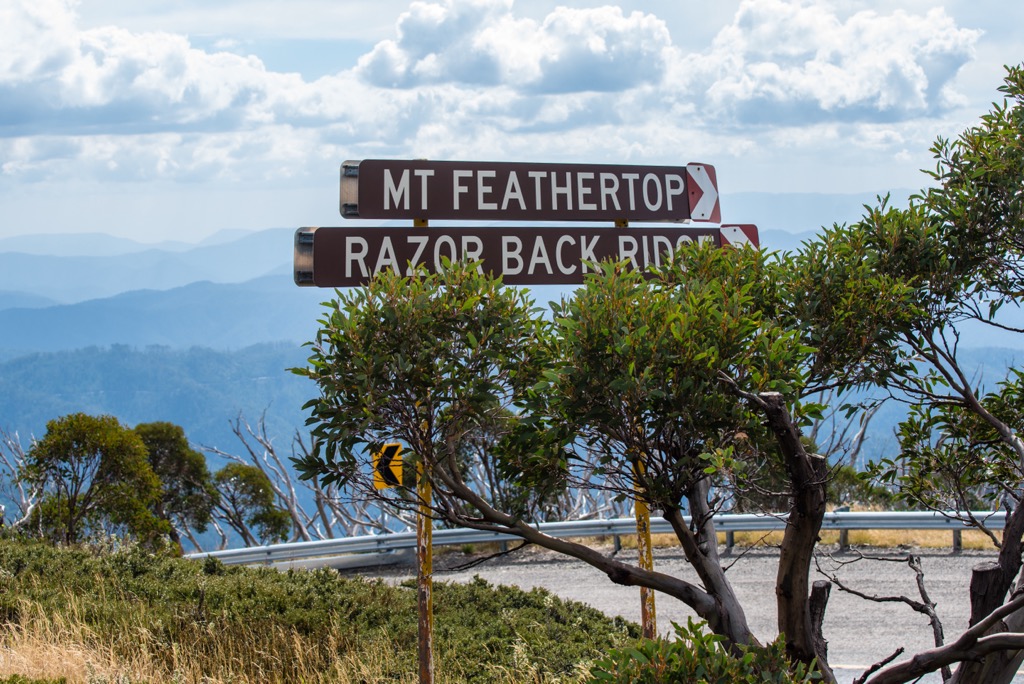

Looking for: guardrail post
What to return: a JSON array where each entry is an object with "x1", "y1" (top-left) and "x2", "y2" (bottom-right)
[
  {"x1": 952, "y1": 529, "x2": 962, "y2": 553},
  {"x1": 839, "y1": 529, "x2": 849, "y2": 551},
  {"x1": 725, "y1": 530, "x2": 735, "y2": 550}
]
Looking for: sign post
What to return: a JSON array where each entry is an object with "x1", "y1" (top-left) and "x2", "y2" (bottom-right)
[
  {"x1": 417, "y1": 460, "x2": 434, "y2": 684},
  {"x1": 634, "y1": 460, "x2": 657, "y2": 639},
  {"x1": 296, "y1": 157, "x2": 760, "y2": 681},
  {"x1": 371, "y1": 441, "x2": 429, "y2": 679}
]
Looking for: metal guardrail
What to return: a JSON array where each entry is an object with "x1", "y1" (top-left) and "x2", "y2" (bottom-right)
[{"x1": 186, "y1": 511, "x2": 1006, "y2": 568}]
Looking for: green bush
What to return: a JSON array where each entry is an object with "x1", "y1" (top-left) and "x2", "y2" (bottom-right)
[
  {"x1": 588, "y1": 618, "x2": 821, "y2": 684},
  {"x1": 0, "y1": 539, "x2": 633, "y2": 683},
  {"x1": 828, "y1": 464, "x2": 895, "y2": 509}
]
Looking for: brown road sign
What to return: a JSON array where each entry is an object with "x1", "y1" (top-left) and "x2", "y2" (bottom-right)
[
  {"x1": 340, "y1": 159, "x2": 721, "y2": 223},
  {"x1": 293, "y1": 224, "x2": 752, "y2": 287}
]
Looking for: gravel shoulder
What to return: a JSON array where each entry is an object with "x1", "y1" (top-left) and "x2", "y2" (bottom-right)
[{"x1": 354, "y1": 542, "x2": 1019, "y2": 683}]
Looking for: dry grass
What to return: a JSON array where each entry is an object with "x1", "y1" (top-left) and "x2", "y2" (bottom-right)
[
  {"x1": 0, "y1": 592, "x2": 476, "y2": 684},
  {"x1": 0, "y1": 610, "x2": 515, "y2": 684},
  {"x1": 0, "y1": 522, "x2": 995, "y2": 684},
  {"x1": 719, "y1": 528, "x2": 998, "y2": 550},
  {"x1": 597, "y1": 526, "x2": 999, "y2": 552},
  {"x1": 0, "y1": 597, "x2": 393, "y2": 684},
  {"x1": 0, "y1": 597, "x2": 150, "y2": 683},
  {"x1": 0, "y1": 607, "x2": 583, "y2": 684}
]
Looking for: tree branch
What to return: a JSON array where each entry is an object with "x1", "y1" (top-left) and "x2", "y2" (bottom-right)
[{"x1": 867, "y1": 592, "x2": 1024, "y2": 684}]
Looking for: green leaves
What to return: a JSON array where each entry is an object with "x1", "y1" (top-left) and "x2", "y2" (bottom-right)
[
  {"x1": 588, "y1": 618, "x2": 821, "y2": 683},
  {"x1": 294, "y1": 262, "x2": 553, "y2": 510},
  {"x1": 213, "y1": 463, "x2": 291, "y2": 545},
  {"x1": 296, "y1": 240, "x2": 850, "y2": 517},
  {"x1": 533, "y1": 244, "x2": 822, "y2": 507},
  {"x1": 847, "y1": 65, "x2": 1024, "y2": 519},
  {"x1": 25, "y1": 413, "x2": 169, "y2": 546}
]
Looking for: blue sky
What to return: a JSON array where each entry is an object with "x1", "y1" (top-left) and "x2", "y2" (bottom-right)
[{"x1": 1, "y1": 0, "x2": 1021, "y2": 243}]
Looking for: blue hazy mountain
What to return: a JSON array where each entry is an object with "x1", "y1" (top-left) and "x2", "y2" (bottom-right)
[
  {"x1": 0, "y1": 228, "x2": 296, "y2": 303},
  {"x1": 0, "y1": 290, "x2": 59, "y2": 310},
  {"x1": 0, "y1": 274, "x2": 326, "y2": 356},
  {"x1": 0, "y1": 232, "x2": 194, "y2": 257},
  {"x1": 725, "y1": 190, "x2": 910, "y2": 236},
  {"x1": 0, "y1": 190, "x2": 903, "y2": 304},
  {"x1": 0, "y1": 189, "x2": 1009, "y2": 461},
  {"x1": 0, "y1": 343, "x2": 313, "y2": 453},
  {"x1": 0, "y1": 228, "x2": 280, "y2": 257}
]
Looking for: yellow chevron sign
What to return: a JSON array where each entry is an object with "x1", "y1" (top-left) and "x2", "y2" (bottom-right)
[{"x1": 373, "y1": 443, "x2": 403, "y2": 490}]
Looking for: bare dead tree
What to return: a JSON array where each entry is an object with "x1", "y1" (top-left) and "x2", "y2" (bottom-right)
[
  {"x1": 806, "y1": 392, "x2": 883, "y2": 474},
  {"x1": 206, "y1": 411, "x2": 635, "y2": 544},
  {"x1": 817, "y1": 551, "x2": 950, "y2": 682},
  {"x1": 203, "y1": 413, "x2": 416, "y2": 541},
  {"x1": 864, "y1": 592, "x2": 1024, "y2": 684},
  {"x1": 0, "y1": 428, "x2": 39, "y2": 528},
  {"x1": 204, "y1": 413, "x2": 313, "y2": 542}
]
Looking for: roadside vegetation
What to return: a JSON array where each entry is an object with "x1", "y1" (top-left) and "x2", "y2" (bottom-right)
[
  {"x1": 0, "y1": 538, "x2": 636, "y2": 683},
  {"x1": 295, "y1": 65, "x2": 1024, "y2": 684},
  {"x1": 0, "y1": 64, "x2": 1021, "y2": 684}
]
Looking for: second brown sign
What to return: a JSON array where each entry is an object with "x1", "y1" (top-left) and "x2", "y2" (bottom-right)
[{"x1": 294, "y1": 225, "x2": 756, "y2": 287}]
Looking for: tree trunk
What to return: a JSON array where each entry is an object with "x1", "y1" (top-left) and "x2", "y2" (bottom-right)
[
  {"x1": 663, "y1": 486, "x2": 755, "y2": 648},
  {"x1": 948, "y1": 503, "x2": 1024, "y2": 684},
  {"x1": 810, "y1": 580, "x2": 832, "y2": 668},
  {"x1": 970, "y1": 562, "x2": 1008, "y2": 626},
  {"x1": 947, "y1": 599, "x2": 1024, "y2": 684},
  {"x1": 761, "y1": 392, "x2": 836, "y2": 683},
  {"x1": 866, "y1": 594, "x2": 1024, "y2": 684}
]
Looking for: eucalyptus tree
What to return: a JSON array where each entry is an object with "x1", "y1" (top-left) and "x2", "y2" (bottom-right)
[
  {"x1": 851, "y1": 64, "x2": 1024, "y2": 684},
  {"x1": 293, "y1": 231, "x2": 913, "y2": 680},
  {"x1": 135, "y1": 421, "x2": 217, "y2": 552},
  {"x1": 24, "y1": 413, "x2": 168, "y2": 546},
  {"x1": 294, "y1": 65, "x2": 1024, "y2": 684},
  {"x1": 211, "y1": 462, "x2": 291, "y2": 547}
]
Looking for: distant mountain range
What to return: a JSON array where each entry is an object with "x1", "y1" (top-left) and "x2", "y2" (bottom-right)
[
  {"x1": 0, "y1": 228, "x2": 296, "y2": 304},
  {"x1": 0, "y1": 226, "x2": 821, "y2": 359},
  {"x1": 0, "y1": 228, "x2": 260, "y2": 257},
  {"x1": 0, "y1": 188, "x2": 901, "y2": 305},
  {"x1": 0, "y1": 343, "x2": 312, "y2": 455},
  {"x1": 0, "y1": 189, "x2": 1013, "y2": 463},
  {"x1": 0, "y1": 274, "x2": 325, "y2": 358}
]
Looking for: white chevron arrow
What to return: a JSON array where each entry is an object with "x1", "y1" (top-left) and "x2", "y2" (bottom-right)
[
  {"x1": 721, "y1": 225, "x2": 755, "y2": 246},
  {"x1": 686, "y1": 164, "x2": 719, "y2": 221}
]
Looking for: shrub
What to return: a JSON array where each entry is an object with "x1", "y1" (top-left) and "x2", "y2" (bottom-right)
[
  {"x1": 588, "y1": 618, "x2": 821, "y2": 684},
  {"x1": 0, "y1": 539, "x2": 632, "y2": 683}
]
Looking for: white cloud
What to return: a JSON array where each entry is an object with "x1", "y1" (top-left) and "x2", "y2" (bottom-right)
[
  {"x1": 0, "y1": 0, "x2": 78, "y2": 84},
  {"x1": 677, "y1": 0, "x2": 980, "y2": 124},
  {"x1": 1, "y1": 3, "x2": 292, "y2": 134},
  {"x1": 0, "y1": 0, "x2": 992, "y2": 198},
  {"x1": 356, "y1": 0, "x2": 671, "y2": 93},
  {"x1": 524, "y1": 6, "x2": 672, "y2": 93},
  {"x1": 356, "y1": 0, "x2": 508, "y2": 87},
  {"x1": 76, "y1": 0, "x2": 414, "y2": 41}
]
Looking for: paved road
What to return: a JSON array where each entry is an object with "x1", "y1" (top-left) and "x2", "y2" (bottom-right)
[{"x1": 362, "y1": 542, "x2": 1024, "y2": 684}]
